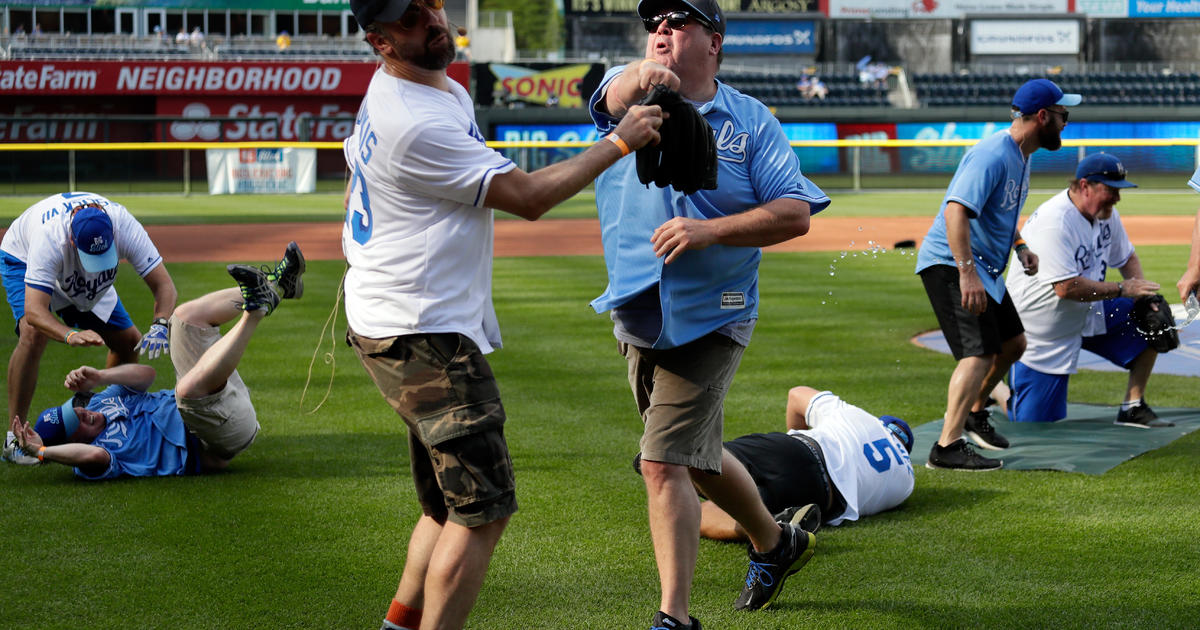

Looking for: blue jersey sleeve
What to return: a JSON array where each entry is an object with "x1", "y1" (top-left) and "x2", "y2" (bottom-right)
[
  {"x1": 1189, "y1": 165, "x2": 1200, "y2": 194},
  {"x1": 589, "y1": 65, "x2": 625, "y2": 135},
  {"x1": 943, "y1": 146, "x2": 1006, "y2": 218}
]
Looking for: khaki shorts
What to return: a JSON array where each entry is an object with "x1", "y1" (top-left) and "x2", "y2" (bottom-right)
[
  {"x1": 169, "y1": 315, "x2": 260, "y2": 460},
  {"x1": 347, "y1": 329, "x2": 516, "y2": 528},
  {"x1": 620, "y1": 332, "x2": 745, "y2": 475}
]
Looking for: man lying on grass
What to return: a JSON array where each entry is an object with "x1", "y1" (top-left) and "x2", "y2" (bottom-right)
[
  {"x1": 639, "y1": 386, "x2": 915, "y2": 541},
  {"x1": 7, "y1": 244, "x2": 303, "y2": 479}
]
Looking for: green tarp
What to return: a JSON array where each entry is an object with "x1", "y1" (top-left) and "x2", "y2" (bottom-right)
[{"x1": 912, "y1": 404, "x2": 1200, "y2": 475}]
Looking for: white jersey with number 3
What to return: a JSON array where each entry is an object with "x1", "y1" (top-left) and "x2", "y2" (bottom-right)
[
  {"x1": 789, "y1": 391, "x2": 914, "y2": 526},
  {"x1": 342, "y1": 69, "x2": 515, "y2": 352}
]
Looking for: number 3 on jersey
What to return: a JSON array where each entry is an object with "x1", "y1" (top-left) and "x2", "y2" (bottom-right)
[
  {"x1": 862, "y1": 438, "x2": 911, "y2": 473},
  {"x1": 346, "y1": 164, "x2": 372, "y2": 244}
]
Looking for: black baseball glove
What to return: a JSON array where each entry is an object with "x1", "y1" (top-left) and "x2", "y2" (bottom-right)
[
  {"x1": 634, "y1": 84, "x2": 718, "y2": 195},
  {"x1": 1132, "y1": 294, "x2": 1179, "y2": 353}
]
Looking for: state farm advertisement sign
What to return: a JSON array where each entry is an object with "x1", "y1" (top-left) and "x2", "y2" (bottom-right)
[
  {"x1": 157, "y1": 97, "x2": 359, "y2": 142},
  {"x1": 0, "y1": 60, "x2": 377, "y2": 96}
]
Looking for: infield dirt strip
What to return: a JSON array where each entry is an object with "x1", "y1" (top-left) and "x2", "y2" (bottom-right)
[{"x1": 146, "y1": 216, "x2": 1194, "y2": 262}]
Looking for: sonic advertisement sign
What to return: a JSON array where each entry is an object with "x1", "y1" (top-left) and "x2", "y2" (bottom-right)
[{"x1": 475, "y1": 63, "x2": 606, "y2": 108}]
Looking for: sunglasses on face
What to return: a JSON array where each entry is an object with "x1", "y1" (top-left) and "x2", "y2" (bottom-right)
[
  {"x1": 1046, "y1": 108, "x2": 1069, "y2": 123},
  {"x1": 642, "y1": 10, "x2": 712, "y2": 33},
  {"x1": 398, "y1": 0, "x2": 445, "y2": 29}
]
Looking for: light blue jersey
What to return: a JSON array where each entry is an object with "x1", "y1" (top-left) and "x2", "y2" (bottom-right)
[
  {"x1": 589, "y1": 66, "x2": 830, "y2": 349},
  {"x1": 75, "y1": 385, "x2": 193, "y2": 480},
  {"x1": 1189, "y1": 165, "x2": 1200, "y2": 194},
  {"x1": 915, "y1": 130, "x2": 1030, "y2": 302}
]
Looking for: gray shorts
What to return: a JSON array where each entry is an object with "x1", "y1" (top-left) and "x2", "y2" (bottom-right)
[
  {"x1": 169, "y1": 315, "x2": 259, "y2": 460},
  {"x1": 620, "y1": 332, "x2": 745, "y2": 474}
]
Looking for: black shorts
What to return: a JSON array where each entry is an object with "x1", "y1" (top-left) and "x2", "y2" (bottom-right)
[
  {"x1": 723, "y1": 432, "x2": 845, "y2": 521},
  {"x1": 920, "y1": 264, "x2": 1024, "y2": 360}
]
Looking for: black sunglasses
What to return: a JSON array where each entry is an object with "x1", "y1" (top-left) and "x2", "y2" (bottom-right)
[
  {"x1": 642, "y1": 10, "x2": 713, "y2": 33},
  {"x1": 1046, "y1": 108, "x2": 1069, "y2": 123}
]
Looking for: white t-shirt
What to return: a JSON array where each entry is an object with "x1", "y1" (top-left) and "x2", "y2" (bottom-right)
[
  {"x1": 789, "y1": 391, "x2": 914, "y2": 526},
  {"x1": 1005, "y1": 189, "x2": 1134, "y2": 374},
  {"x1": 342, "y1": 70, "x2": 516, "y2": 352},
  {"x1": 1, "y1": 192, "x2": 162, "y2": 319}
]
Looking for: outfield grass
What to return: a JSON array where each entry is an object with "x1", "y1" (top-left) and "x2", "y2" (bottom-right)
[
  {"x1": 3, "y1": 186, "x2": 1199, "y2": 225},
  {"x1": 1, "y1": 246, "x2": 1197, "y2": 628}
]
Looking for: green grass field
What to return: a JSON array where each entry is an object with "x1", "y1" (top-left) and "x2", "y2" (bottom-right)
[
  {"x1": 3, "y1": 185, "x2": 1200, "y2": 225},
  {"x1": 1, "y1": 243, "x2": 1197, "y2": 628}
]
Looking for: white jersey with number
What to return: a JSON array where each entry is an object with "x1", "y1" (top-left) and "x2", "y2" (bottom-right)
[
  {"x1": 1005, "y1": 189, "x2": 1134, "y2": 374},
  {"x1": 342, "y1": 69, "x2": 516, "y2": 352},
  {"x1": 789, "y1": 391, "x2": 914, "y2": 526},
  {"x1": 0, "y1": 192, "x2": 162, "y2": 319}
]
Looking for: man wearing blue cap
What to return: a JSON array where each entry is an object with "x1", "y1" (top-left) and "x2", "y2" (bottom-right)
[
  {"x1": 1005, "y1": 153, "x2": 1169, "y2": 426},
  {"x1": 661, "y1": 386, "x2": 915, "y2": 541},
  {"x1": 1, "y1": 193, "x2": 179, "y2": 459},
  {"x1": 7, "y1": 247, "x2": 303, "y2": 476},
  {"x1": 915, "y1": 78, "x2": 1079, "y2": 470}
]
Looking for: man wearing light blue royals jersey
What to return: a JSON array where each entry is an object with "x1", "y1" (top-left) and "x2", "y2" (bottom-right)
[
  {"x1": 1179, "y1": 168, "x2": 1200, "y2": 303},
  {"x1": 916, "y1": 78, "x2": 1078, "y2": 470},
  {"x1": 588, "y1": 0, "x2": 830, "y2": 625}
]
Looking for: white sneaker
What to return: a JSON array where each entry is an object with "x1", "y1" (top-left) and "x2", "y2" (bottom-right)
[{"x1": 2, "y1": 431, "x2": 40, "y2": 466}]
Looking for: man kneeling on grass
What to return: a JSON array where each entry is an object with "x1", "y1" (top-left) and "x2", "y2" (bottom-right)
[
  {"x1": 7, "y1": 243, "x2": 304, "y2": 479},
  {"x1": 637, "y1": 386, "x2": 915, "y2": 541}
]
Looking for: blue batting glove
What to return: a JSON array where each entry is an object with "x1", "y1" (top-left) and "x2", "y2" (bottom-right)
[{"x1": 137, "y1": 322, "x2": 170, "y2": 360}]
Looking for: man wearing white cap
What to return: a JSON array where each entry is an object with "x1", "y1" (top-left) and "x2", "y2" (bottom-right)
[
  {"x1": 915, "y1": 78, "x2": 1079, "y2": 470},
  {"x1": 1, "y1": 193, "x2": 177, "y2": 460},
  {"x1": 1006, "y1": 153, "x2": 1169, "y2": 426}
]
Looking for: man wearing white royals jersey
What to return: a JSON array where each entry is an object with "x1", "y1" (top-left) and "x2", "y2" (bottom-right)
[
  {"x1": 916, "y1": 79, "x2": 1077, "y2": 471},
  {"x1": 340, "y1": 1, "x2": 662, "y2": 629},
  {"x1": 1, "y1": 193, "x2": 177, "y2": 462},
  {"x1": 1005, "y1": 153, "x2": 1169, "y2": 427},
  {"x1": 688, "y1": 387, "x2": 914, "y2": 542},
  {"x1": 588, "y1": 0, "x2": 830, "y2": 624}
]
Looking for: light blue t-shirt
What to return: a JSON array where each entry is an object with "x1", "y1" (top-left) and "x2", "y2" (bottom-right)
[
  {"x1": 1188, "y1": 165, "x2": 1200, "y2": 193},
  {"x1": 915, "y1": 130, "x2": 1030, "y2": 302},
  {"x1": 75, "y1": 385, "x2": 192, "y2": 480},
  {"x1": 589, "y1": 66, "x2": 830, "y2": 349}
]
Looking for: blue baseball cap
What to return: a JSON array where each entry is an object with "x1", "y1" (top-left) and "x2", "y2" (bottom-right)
[
  {"x1": 1012, "y1": 78, "x2": 1081, "y2": 116},
  {"x1": 33, "y1": 399, "x2": 80, "y2": 446},
  {"x1": 350, "y1": 0, "x2": 412, "y2": 29},
  {"x1": 880, "y1": 415, "x2": 914, "y2": 453},
  {"x1": 1076, "y1": 152, "x2": 1137, "y2": 189},
  {"x1": 71, "y1": 205, "x2": 117, "y2": 273}
]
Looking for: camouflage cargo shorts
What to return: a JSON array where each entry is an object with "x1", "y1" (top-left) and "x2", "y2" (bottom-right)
[{"x1": 347, "y1": 329, "x2": 517, "y2": 528}]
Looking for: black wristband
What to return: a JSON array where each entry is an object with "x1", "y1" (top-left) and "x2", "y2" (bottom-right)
[
  {"x1": 1116, "y1": 282, "x2": 1123, "y2": 298},
  {"x1": 152, "y1": 317, "x2": 168, "y2": 327}
]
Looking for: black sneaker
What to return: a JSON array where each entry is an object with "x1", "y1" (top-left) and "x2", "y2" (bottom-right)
[
  {"x1": 964, "y1": 409, "x2": 1009, "y2": 450},
  {"x1": 228, "y1": 264, "x2": 281, "y2": 315},
  {"x1": 267, "y1": 241, "x2": 305, "y2": 299},
  {"x1": 650, "y1": 611, "x2": 700, "y2": 630},
  {"x1": 1115, "y1": 403, "x2": 1174, "y2": 428},
  {"x1": 926, "y1": 438, "x2": 1002, "y2": 471},
  {"x1": 733, "y1": 523, "x2": 815, "y2": 611},
  {"x1": 774, "y1": 504, "x2": 822, "y2": 534}
]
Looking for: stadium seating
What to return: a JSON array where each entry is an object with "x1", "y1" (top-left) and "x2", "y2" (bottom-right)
[
  {"x1": 910, "y1": 71, "x2": 1200, "y2": 107},
  {"x1": 717, "y1": 71, "x2": 893, "y2": 108}
]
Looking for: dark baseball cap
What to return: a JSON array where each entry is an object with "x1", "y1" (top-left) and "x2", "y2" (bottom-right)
[
  {"x1": 637, "y1": 0, "x2": 725, "y2": 36},
  {"x1": 71, "y1": 205, "x2": 117, "y2": 273},
  {"x1": 880, "y1": 415, "x2": 914, "y2": 453},
  {"x1": 1076, "y1": 152, "x2": 1137, "y2": 189},
  {"x1": 1012, "y1": 78, "x2": 1081, "y2": 116},
  {"x1": 351, "y1": 0, "x2": 412, "y2": 29}
]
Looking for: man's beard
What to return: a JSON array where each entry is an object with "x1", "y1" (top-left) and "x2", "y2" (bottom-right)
[
  {"x1": 1038, "y1": 124, "x2": 1063, "y2": 151},
  {"x1": 403, "y1": 25, "x2": 456, "y2": 70}
]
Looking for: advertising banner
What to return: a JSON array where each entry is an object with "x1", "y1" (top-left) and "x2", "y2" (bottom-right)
[
  {"x1": 1128, "y1": 0, "x2": 1200, "y2": 17},
  {"x1": 969, "y1": 20, "x2": 1081, "y2": 55},
  {"x1": 825, "y1": 0, "x2": 1069, "y2": 18},
  {"x1": 156, "y1": 97, "x2": 359, "y2": 141},
  {"x1": 475, "y1": 63, "x2": 605, "y2": 108},
  {"x1": 722, "y1": 20, "x2": 816, "y2": 55},
  {"x1": 564, "y1": 0, "x2": 820, "y2": 15},
  {"x1": 1076, "y1": 0, "x2": 1129, "y2": 16},
  {"x1": 836, "y1": 123, "x2": 899, "y2": 174},
  {"x1": 206, "y1": 147, "x2": 316, "y2": 194}
]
